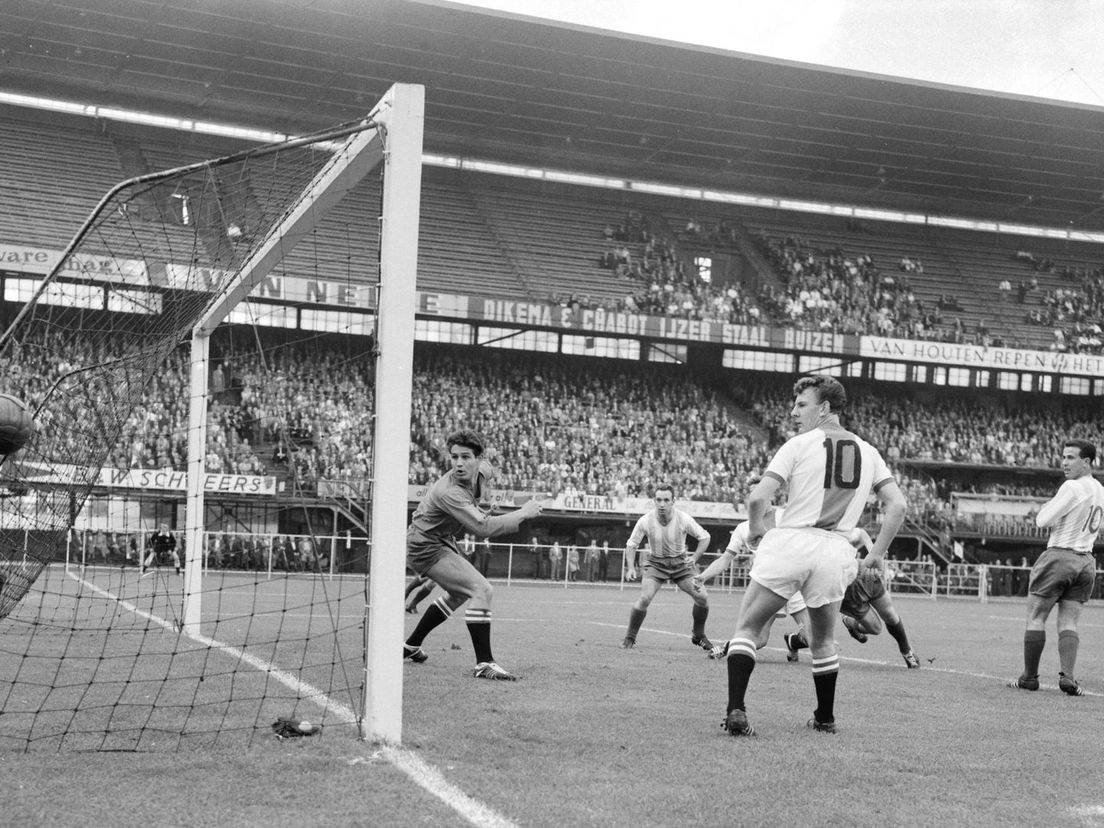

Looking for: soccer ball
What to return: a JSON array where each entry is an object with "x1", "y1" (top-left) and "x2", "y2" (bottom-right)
[{"x1": 0, "y1": 394, "x2": 33, "y2": 455}]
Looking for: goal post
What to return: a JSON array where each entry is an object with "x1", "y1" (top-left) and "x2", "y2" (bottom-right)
[
  {"x1": 361, "y1": 84, "x2": 424, "y2": 744},
  {"x1": 178, "y1": 83, "x2": 424, "y2": 742}
]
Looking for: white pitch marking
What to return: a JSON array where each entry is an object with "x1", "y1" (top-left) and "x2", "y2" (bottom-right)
[
  {"x1": 381, "y1": 745, "x2": 519, "y2": 828},
  {"x1": 1068, "y1": 803, "x2": 1104, "y2": 826}
]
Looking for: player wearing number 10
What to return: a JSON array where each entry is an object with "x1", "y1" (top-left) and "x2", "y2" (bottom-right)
[
  {"x1": 1008, "y1": 438, "x2": 1104, "y2": 696},
  {"x1": 720, "y1": 375, "x2": 907, "y2": 737}
]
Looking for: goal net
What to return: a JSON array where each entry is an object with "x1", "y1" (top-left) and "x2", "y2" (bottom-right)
[{"x1": 0, "y1": 84, "x2": 422, "y2": 750}]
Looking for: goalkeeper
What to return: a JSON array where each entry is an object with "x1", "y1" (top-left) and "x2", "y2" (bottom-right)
[{"x1": 402, "y1": 429, "x2": 543, "y2": 681}]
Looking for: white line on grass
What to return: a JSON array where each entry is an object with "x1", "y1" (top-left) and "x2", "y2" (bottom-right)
[
  {"x1": 380, "y1": 745, "x2": 519, "y2": 828},
  {"x1": 585, "y1": 620, "x2": 1104, "y2": 696},
  {"x1": 67, "y1": 570, "x2": 517, "y2": 828},
  {"x1": 1069, "y1": 804, "x2": 1104, "y2": 827}
]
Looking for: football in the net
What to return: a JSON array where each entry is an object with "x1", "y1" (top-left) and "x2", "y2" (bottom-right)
[{"x1": 0, "y1": 394, "x2": 34, "y2": 455}]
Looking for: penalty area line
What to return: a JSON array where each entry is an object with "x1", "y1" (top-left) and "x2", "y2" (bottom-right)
[{"x1": 68, "y1": 571, "x2": 516, "y2": 828}]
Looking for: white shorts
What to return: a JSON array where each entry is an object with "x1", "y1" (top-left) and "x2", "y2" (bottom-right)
[
  {"x1": 750, "y1": 527, "x2": 857, "y2": 609},
  {"x1": 781, "y1": 592, "x2": 807, "y2": 616}
]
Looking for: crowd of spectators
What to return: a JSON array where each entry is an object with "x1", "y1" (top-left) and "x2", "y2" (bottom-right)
[
  {"x1": 549, "y1": 207, "x2": 1104, "y2": 358},
  {"x1": 596, "y1": 212, "x2": 999, "y2": 346},
  {"x1": 1015, "y1": 250, "x2": 1104, "y2": 354},
  {"x1": 598, "y1": 211, "x2": 764, "y2": 325},
  {"x1": 5, "y1": 316, "x2": 1103, "y2": 550},
  {"x1": 755, "y1": 236, "x2": 953, "y2": 342},
  {"x1": 409, "y1": 348, "x2": 770, "y2": 505},
  {"x1": 0, "y1": 325, "x2": 261, "y2": 479}
]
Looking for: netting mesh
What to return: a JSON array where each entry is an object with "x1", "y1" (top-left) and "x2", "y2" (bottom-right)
[{"x1": 0, "y1": 119, "x2": 382, "y2": 750}]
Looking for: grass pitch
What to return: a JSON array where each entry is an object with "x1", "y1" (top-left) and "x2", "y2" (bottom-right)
[{"x1": 3, "y1": 580, "x2": 1102, "y2": 827}]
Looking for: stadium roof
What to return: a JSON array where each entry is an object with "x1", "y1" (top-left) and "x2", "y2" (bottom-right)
[{"x1": 5, "y1": 0, "x2": 1104, "y2": 231}]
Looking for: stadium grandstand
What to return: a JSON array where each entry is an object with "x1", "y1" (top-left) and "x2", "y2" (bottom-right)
[{"x1": 0, "y1": 0, "x2": 1103, "y2": 823}]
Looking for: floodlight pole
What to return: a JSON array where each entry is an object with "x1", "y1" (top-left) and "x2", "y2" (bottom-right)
[{"x1": 362, "y1": 84, "x2": 424, "y2": 744}]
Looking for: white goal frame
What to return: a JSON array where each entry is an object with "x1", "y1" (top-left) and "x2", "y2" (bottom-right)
[{"x1": 183, "y1": 83, "x2": 424, "y2": 744}]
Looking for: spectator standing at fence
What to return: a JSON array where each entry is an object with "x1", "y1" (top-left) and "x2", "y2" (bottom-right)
[
  {"x1": 91, "y1": 530, "x2": 108, "y2": 564},
  {"x1": 298, "y1": 536, "x2": 315, "y2": 571},
  {"x1": 108, "y1": 532, "x2": 123, "y2": 564},
  {"x1": 598, "y1": 541, "x2": 611, "y2": 581},
  {"x1": 584, "y1": 540, "x2": 600, "y2": 582},
  {"x1": 529, "y1": 536, "x2": 544, "y2": 579},
  {"x1": 620, "y1": 483, "x2": 713, "y2": 651},
  {"x1": 549, "y1": 540, "x2": 563, "y2": 581},
  {"x1": 997, "y1": 558, "x2": 1012, "y2": 597},
  {"x1": 1009, "y1": 439, "x2": 1104, "y2": 696},
  {"x1": 567, "y1": 543, "x2": 580, "y2": 581},
  {"x1": 1016, "y1": 556, "x2": 1030, "y2": 595},
  {"x1": 720, "y1": 375, "x2": 906, "y2": 737},
  {"x1": 402, "y1": 429, "x2": 543, "y2": 681}
]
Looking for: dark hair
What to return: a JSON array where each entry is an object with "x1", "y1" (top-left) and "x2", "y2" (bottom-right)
[
  {"x1": 652, "y1": 483, "x2": 676, "y2": 498},
  {"x1": 1064, "y1": 439, "x2": 1097, "y2": 464},
  {"x1": 793, "y1": 375, "x2": 847, "y2": 412},
  {"x1": 446, "y1": 429, "x2": 485, "y2": 457}
]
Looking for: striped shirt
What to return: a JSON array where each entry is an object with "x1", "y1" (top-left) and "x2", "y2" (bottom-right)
[
  {"x1": 1035, "y1": 475, "x2": 1104, "y2": 552},
  {"x1": 765, "y1": 421, "x2": 893, "y2": 534},
  {"x1": 626, "y1": 508, "x2": 710, "y2": 561}
]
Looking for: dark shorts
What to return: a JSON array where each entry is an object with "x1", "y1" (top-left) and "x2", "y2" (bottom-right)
[
  {"x1": 407, "y1": 531, "x2": 460, "y2": 576},
  {"x1": 643, "y1": 556, "x2": 698, "y2": 584},
  {"x1": 1029, "y1": 547, "x2": 1095, "y2": 604},
  {"x1": 841, "y1": 566, "x2": 887, "y2": 620}
]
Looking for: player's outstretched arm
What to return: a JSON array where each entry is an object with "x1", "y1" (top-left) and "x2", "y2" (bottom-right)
[{"x1": 453, "y1": 497, "x2": 544, "y2": 539}]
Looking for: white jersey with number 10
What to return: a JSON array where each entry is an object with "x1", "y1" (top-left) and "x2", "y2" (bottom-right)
[
  {"x1": 765, "y1": 422, "x2": 893, "y2": 534},
  {"x1": 1035, "y1": 475, "x2": 1104, "y2": 552}
]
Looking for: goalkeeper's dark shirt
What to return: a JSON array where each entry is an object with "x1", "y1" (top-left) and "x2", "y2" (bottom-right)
[
  {"x1": 151, "y1": 531, "x2": 176, "y2": 555},
  {"x1": 406, "y1": 466, "x2": 528, "y2": 572}
]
